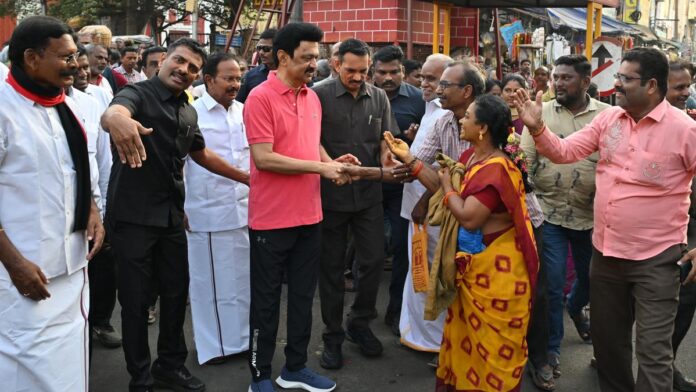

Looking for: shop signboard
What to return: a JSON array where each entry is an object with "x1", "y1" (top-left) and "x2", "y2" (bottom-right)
[{"x1": 590, "y1": 37, "x2": 622, "y2": 97}]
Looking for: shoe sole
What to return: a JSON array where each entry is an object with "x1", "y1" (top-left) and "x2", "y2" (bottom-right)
[{"x1": 275, "y1": 376, "x2": 336, "y2": 392}]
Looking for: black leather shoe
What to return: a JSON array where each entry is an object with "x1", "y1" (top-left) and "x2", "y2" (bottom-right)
[
  {"x1": 151, "y1": 362, "x2": 206, "y2": 391},
  {"x1": 346, "y1": 325, "x2": 383, "y2": 357},
  {"x1": 674, "y1": 368, "x2": 696, "y2": 392},
  {"x1": 320, "y1": 343, "x2": 343, "y2": 369}
]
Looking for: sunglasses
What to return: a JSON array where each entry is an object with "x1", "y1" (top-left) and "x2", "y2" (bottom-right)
[{"x1": 256, "y1": 45, "x2": 272, "y2": 53}]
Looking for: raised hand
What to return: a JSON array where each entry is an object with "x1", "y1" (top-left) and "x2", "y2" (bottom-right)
[
  {"x1": 404, "y1": 123, "x2": 419, "y2": 141},
  {"x1": 512, "y1": 89, "x2": 544, "y2": 133},
  {"x1": 384, "y1": 131, "x2": 413, "y2": 164}
]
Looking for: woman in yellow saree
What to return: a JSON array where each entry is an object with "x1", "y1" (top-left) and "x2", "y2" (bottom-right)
[
  {"x1": 385, "y1": 94, "x2": 539, "y2": 392},
  {"x1": 435, "y1": 94, "x2": 539, "y2": 392}
]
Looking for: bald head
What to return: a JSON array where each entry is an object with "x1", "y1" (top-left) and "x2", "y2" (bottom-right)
[{"x1": 420, "y1": 54, "x2": 453, "y2": 102}]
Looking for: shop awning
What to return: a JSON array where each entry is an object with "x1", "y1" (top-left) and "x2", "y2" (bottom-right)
[
  {"x1": 545, "y1": 7, "x2": 638, "y2": 34},
  {"x1": 628, "y1": 23, "x2": 659, "y2": 41}
]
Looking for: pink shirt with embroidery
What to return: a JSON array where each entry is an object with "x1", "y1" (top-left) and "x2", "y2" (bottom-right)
[{"x1": 533, "y1": 99, "x2": 696, "y2": 260}]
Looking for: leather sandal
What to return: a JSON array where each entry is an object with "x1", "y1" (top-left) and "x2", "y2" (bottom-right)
[{"x1": 529, "y1": 363, "x2": 556, "y2": 391}]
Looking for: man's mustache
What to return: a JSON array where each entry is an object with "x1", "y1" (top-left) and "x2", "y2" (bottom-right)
[{"x1": 60, "y1": 69, "x2": 78, "y2": 78}]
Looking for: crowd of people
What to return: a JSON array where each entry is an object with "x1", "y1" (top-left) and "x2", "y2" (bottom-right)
[{"x1": 3, "y1": 14, "x2": 696, "y2": 392}]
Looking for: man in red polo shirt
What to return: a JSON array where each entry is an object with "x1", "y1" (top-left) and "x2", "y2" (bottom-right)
[{"x1": 243, "y1": 23, "x2": 355, "y2": 392}]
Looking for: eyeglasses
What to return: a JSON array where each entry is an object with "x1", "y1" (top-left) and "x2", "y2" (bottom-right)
[
  {"x1": 614, "y1": 73, "x2": 644, "y2": 84},
  {"x1": 256, "y1": 45, "x2": 272, "y2": 53},
  {"x1": 60, "y1": 53, "x2": 79, "y2": 65},
  {"x1": 438, "y1": 80, "x2": 467, "y2": 89}
]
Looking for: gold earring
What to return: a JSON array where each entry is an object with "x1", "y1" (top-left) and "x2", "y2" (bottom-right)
[{"x1": 478, "y1": 131, "x2": 484, "y2": 141}]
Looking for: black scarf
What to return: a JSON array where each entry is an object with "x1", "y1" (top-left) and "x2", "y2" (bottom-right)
[{"x1": 8, "y1": 65, "x2": 91, "y2": 232}]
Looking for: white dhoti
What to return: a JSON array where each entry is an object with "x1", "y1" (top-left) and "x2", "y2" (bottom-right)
[
  {"x1": 399, "y1": 222, "x2": 445, "y2": 352},
  {"x1": 187, "y1": 229, "x2": 250, "y2": 364},
  {"x1": 0, "y1": 268, "x2": 89, "y2": 392}
]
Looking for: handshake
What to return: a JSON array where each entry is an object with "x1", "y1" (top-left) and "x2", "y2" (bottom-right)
[
  {"x1": 318, "y1": 154, "x2": 372, "y2": 186},
  {"x1": 319, "y1": 131, "x2": 418, "y2": 186}
]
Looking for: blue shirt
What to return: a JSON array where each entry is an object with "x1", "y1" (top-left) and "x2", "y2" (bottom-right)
[
  {"x1": 389, "y1": 83, "x2": 425, "y2": 133},
  {"x1": 236, "y1": 64, "x2": 270, "y2": 103}
]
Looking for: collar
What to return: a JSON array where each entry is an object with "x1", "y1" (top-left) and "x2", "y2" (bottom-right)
[
  {"x1": 553, "y1": 94, "x2": 598, "y2": 115},
  {"x1": 426, "y1": 97, "x2": 442, "y2": 109},
  {"x1": 200, "y1": 90, "x2": 223, "y2": 111},
  {"x1": 116, "y1": 65, "x2": 134, "y2": 76},
  {"x1": 92, "y1": 74, "x2": 104, "y2": 86},
  {"x1": 620, "y1": 98, "x2": 670, "y2": 122},
  {"x1": 151, "y1": 75, "x2": 186, "y2": 103},
  {"x1": 334, "y1": 79, "x2": 370, "y2": 98},
  {"x1": 267, "y1": 71, "x2": 307, "y2": 96},
  {"x1": 396, "y1": 83, "x2": 413, "y2": 98}
]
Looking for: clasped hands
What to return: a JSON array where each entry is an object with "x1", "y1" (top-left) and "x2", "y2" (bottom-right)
[{"x1": 321, "y1": 154, "x2": 362, "y2": 186}]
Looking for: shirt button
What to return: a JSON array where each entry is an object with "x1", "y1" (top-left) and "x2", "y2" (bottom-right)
[
  {"x1": 624, "y1": 167, "x2": 629, "y2": 171},
  {"x1": 607, "y1": 224, "x2": 611, "y2": 229}
]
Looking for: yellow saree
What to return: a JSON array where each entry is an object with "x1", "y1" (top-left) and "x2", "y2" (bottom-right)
[{"x1": 436, "y1": 155, "x2": 539, "y2": 392}]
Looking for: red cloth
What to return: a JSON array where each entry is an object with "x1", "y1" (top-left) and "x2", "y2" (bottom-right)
[
  {"x1": 8, "y1": 71, "x2": 65, "y2": 106},
  {"x1": 456, "y1": 147, "x2": 539, "y2": 294},
  {"x1": 243, "y1": 71, "x2": 323, "y2": 230}
]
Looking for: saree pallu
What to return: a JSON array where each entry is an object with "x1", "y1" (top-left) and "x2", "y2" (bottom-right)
[{"x1": 436, "y1": 157, "x2": 538, "y2": 392}]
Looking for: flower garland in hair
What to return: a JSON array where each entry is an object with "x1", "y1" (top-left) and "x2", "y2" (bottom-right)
[{"x1": 504, "y1": 127, "x2": 528, "y2": 174}]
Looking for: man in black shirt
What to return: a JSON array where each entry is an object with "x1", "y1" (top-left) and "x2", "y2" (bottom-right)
[
  {"x1": 313, "y1": 38, "x2": 399, "y2": 370},
  {"x1": 101, "y1": 38, "x2": 248, "y2": 392},
  {"x1": 372, "y1": 45, "x2": 425, "y2": 336},
  {"x1": 236, "y1": 28, "x2": 277, "y2": 103}
]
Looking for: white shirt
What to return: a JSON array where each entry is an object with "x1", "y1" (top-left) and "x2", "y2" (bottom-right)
[
  {"x1": 185, "y1": 92, "x2": 249, "y2": 232},
  {"x1": 69, "y1": 87, "x2": 112, "y2": 214},
  {"x1": 0, "y1": 62, "x2": 8, "y2": 83},
  {"x1": 400, "y1": 98, "x2": 449, "y2": 220},
  {"x1": 0, "y1": 85, "x2": 92, "y2": 278},
  {"x1": 94, "y1": 74, "x2": 114, "y2": 96},
  {"x1": 85, "y1": 83, "x2": 113, "y2": 112}
]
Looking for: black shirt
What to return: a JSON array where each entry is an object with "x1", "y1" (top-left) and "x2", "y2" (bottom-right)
[
  {"x1": 106, "y1": 76, "x2": 205, "y2": 228},
  {"x1": 236, "y1": 64, "x2": 270, "y2": 104},
  {"x1": 313, "y1": 78, "x2": 398, "y2": 212}
]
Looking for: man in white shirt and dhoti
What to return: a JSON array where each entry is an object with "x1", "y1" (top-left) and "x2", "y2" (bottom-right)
[
  {"x1": 185, "y1": 53, "x2": 251, "y2": 365},
  {"x1": 0, "y1": 16, "x2": 104, "y2": 392},
  {"x1": 398, "y1": 54, "x2": 451, "y2": 355}
]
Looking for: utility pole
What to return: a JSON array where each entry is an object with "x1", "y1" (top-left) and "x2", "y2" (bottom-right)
[
  {"x1": 290, "y1": 0, "x2": 304, "y2": 23},
  {"x1": 674, "y1": 0, "x2": 680, "y2": 40}
]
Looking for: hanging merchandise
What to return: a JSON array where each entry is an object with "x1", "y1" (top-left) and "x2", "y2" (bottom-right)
[
  {"x1": 545, "y1": 33, "x2": 571, "y2": 63},
  {"x1": 532, "y1": 27, "x2": 545, "y2": 48}
]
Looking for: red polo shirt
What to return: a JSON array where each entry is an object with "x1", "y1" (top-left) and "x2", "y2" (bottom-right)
[{"x1": 243, "y1": 71, "x2": 323, "y2": 230}]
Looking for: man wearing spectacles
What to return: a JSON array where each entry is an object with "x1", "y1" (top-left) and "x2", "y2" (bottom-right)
[
  {"x1": 516, "y1": 47, "x2": 696, "y2": 392},
  {"x1": 236, "y1": 28, "x2": 277, "y2": 104}
]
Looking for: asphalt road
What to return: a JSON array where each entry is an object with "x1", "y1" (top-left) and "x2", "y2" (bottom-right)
[{"x1": 89, "y1": 269, "x2": 696, "y2": 392}]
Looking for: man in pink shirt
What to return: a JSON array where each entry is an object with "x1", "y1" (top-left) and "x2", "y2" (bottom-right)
[
  {"x1": 514, "y1": 47, "x2": 696, "y2": 392},
  {"x1": 243, "y1": 23, "x2": 355, "y2": 392}
]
